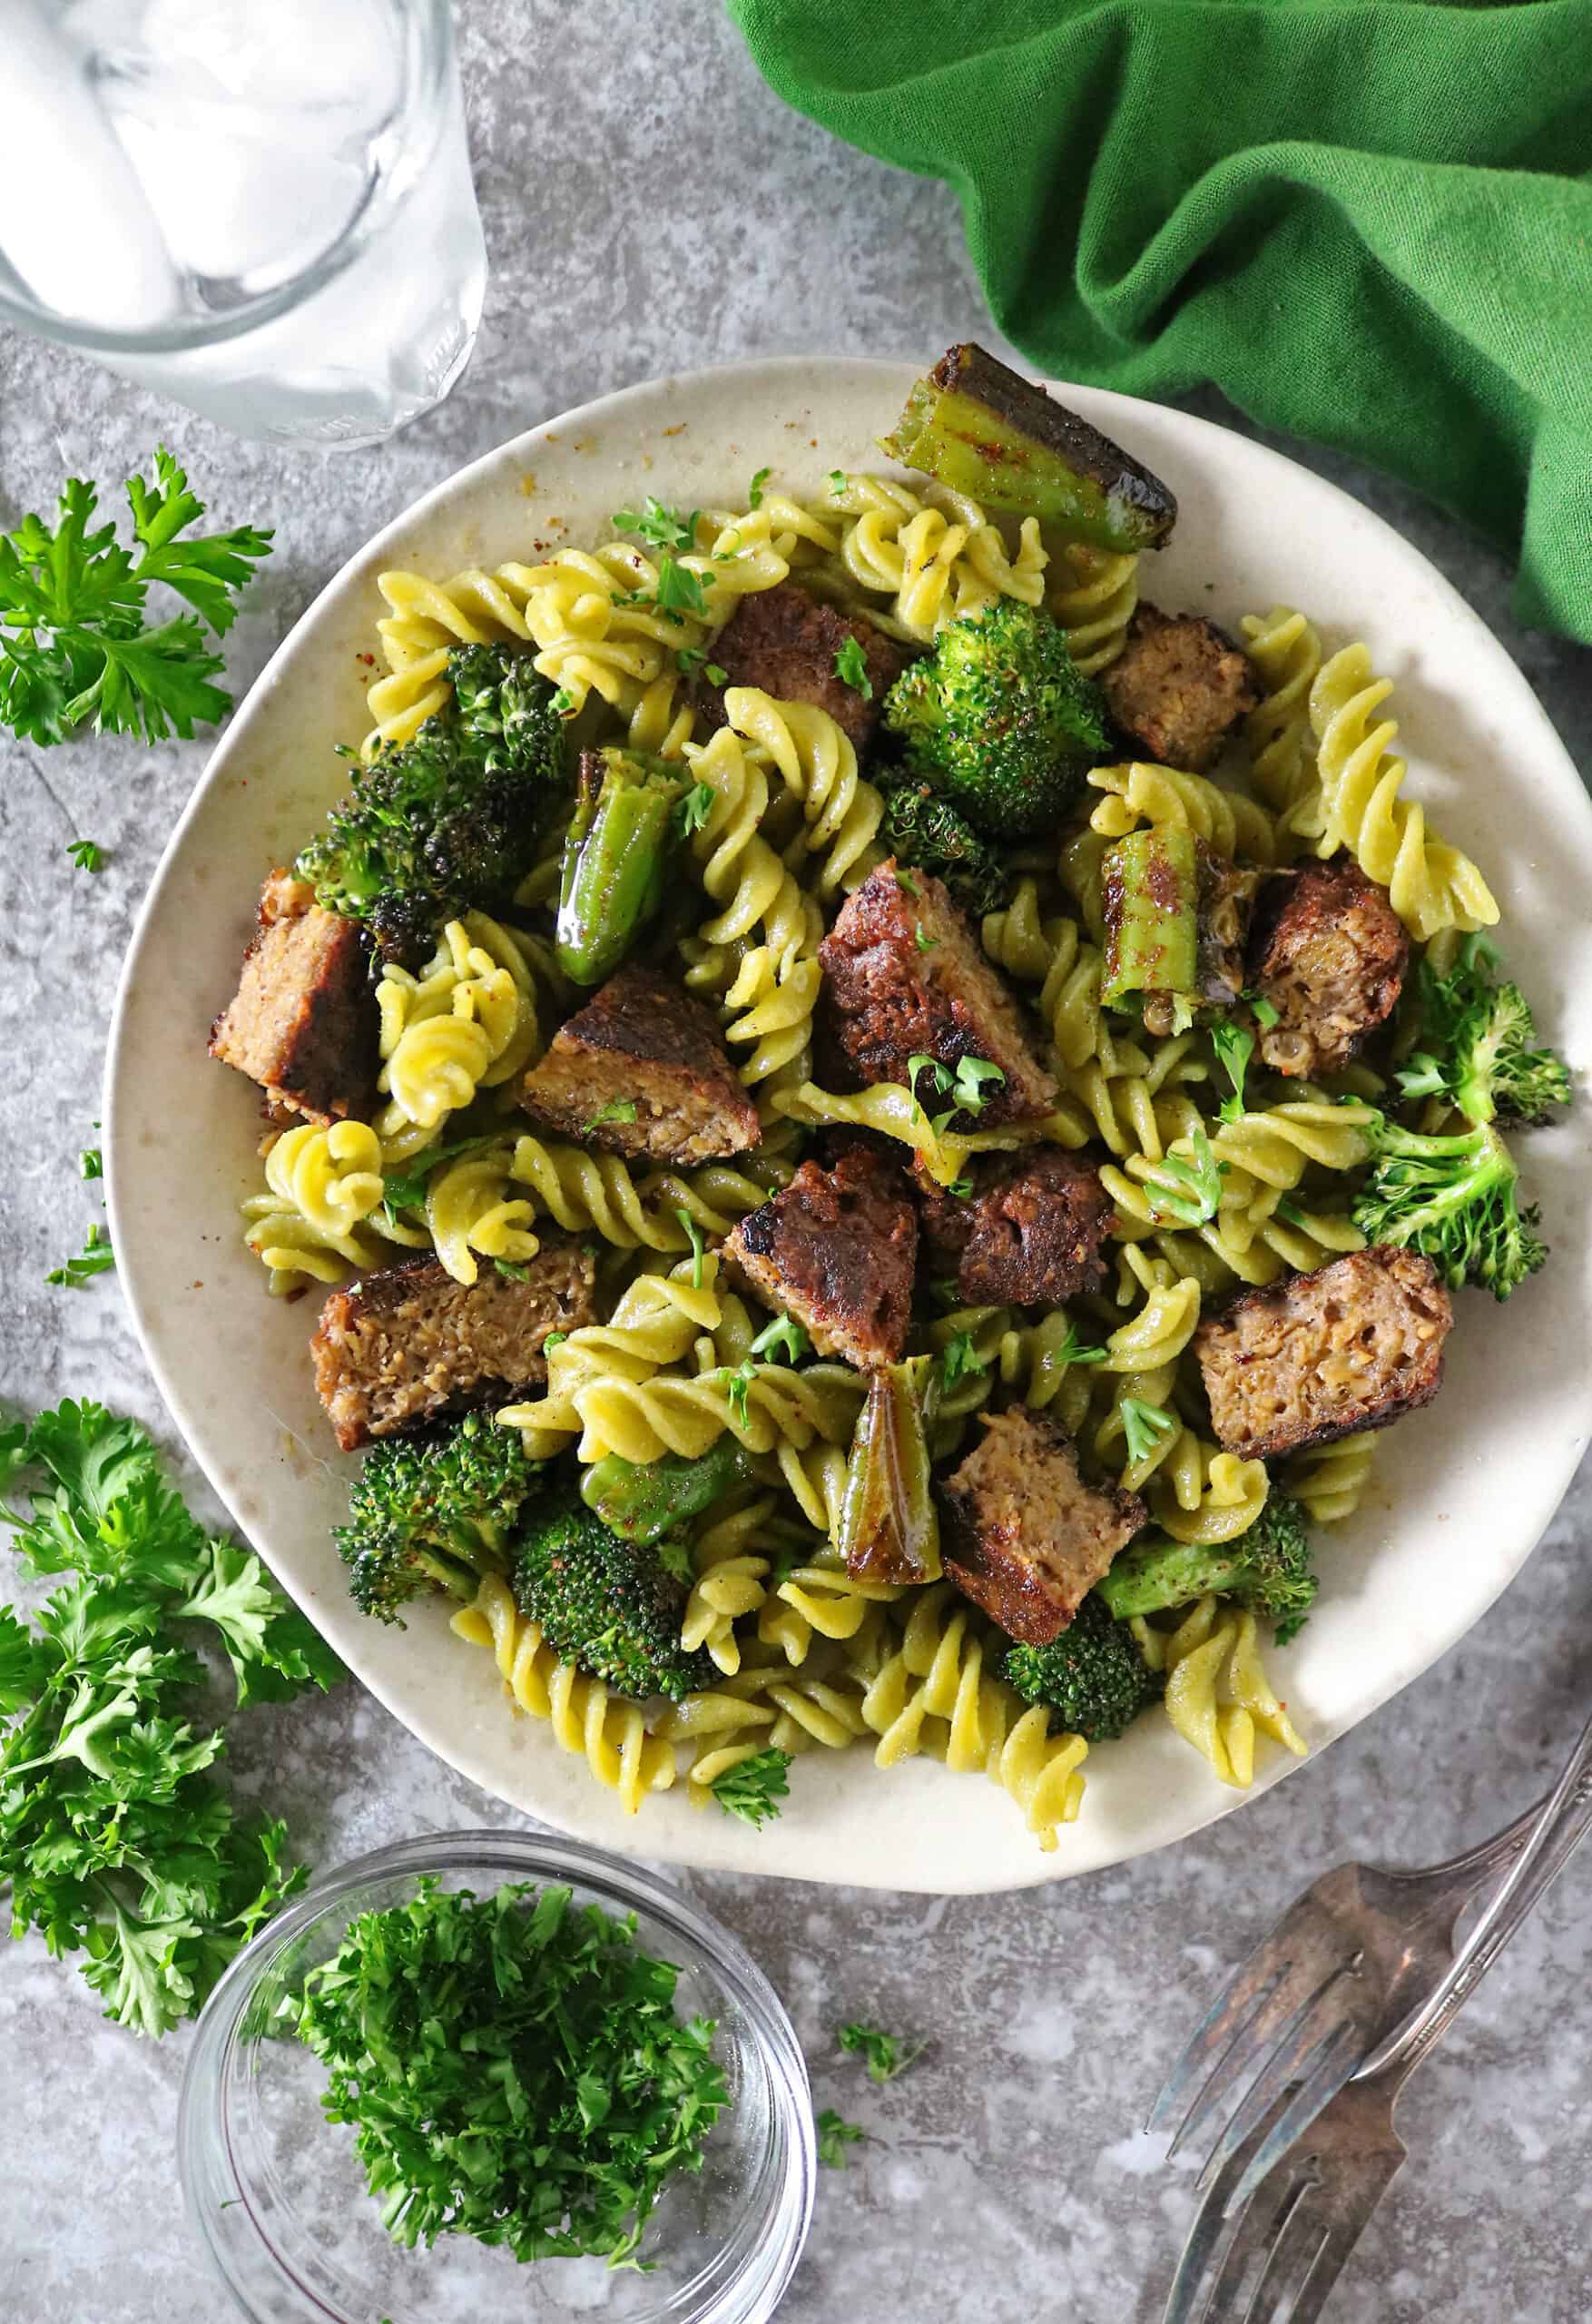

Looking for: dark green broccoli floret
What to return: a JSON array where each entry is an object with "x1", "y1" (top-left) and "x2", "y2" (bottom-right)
[
  {"x1": 997, "y1": 1594, "x2": 1164, "y2": 1740},
  {"x1": 1397, "y1": 935, "x2": 1569, "y2": 1128},
  {"x1": 514, "y1": 1490, "x2": 711, "y2": 1701},
  {"x1": 1096, "y1": 1496, "x2": 1319, "y2": 1643},
  {"x1": 877, "y1": 783, "x2": 1008, "y2": 915},
  {"x1": 1351, "y1": 1112, "x2": 1546, "y2": 1300},
  {"x1": 296, "y1": 643, "x2": 570, "y2": 963},
  {"x1": 336, "y1": 1413, "x2": 544, "y2": 1625},
  {"x1": 881, "y1": 599, "x2": 1106, "y2": 839}
]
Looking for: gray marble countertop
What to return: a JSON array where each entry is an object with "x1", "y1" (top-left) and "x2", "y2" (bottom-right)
[{"x1": 4, "y1": 8, "x2": 1591, "y2": 2320}]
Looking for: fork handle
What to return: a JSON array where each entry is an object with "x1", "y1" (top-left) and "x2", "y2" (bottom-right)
[{"x1": 1359, "y1": 1705, "x2": 1592, "y2": 2085}]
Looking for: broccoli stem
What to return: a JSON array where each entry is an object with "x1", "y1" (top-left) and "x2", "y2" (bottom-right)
[
  {"x1": 580, "y1": 1438, "x2": 752, "y2": 1545},
  {"x1": 880, "y1": 344, "x2": 1177, "y2": 553},
  {"x1": 1101, "y1": 824, "x2": 1199, "y2": 1013},
  {"x1": 1096, "y1": 1535, "x2": 1245, "y2": 1620},
  {"x1": 555, "y1": 749, "x2": 685, "y2": 986},
  {"x1": 837, "y1": 1357, "x2": 941, "y2": 1586}
]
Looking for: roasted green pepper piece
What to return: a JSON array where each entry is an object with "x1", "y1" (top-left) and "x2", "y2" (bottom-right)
[
  {"x1": 880, "y1": 343, "x2": 1177, "y2": 554},
  {"x1": 1102, "y1": 823, "x2": 1199, "y2": 1026},
  {"x1": 555, "y1": 746, "x2": 686, "y2": 985},
  {"x1": 579, "y1": 1437, "x2": 752, "y2": 1545},
  {"x1": 837, "y1": 1356, "x2": 941, "y2": 1586}
]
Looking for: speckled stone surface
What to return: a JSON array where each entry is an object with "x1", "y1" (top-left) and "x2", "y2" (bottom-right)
[{"x1": 4, "y1": 10, "x2": 1592, "y2": 2321}]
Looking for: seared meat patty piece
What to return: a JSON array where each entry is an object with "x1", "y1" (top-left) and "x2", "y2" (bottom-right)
[
  {"x1": 210, "y1": 870, "x2": 377, "y2": 1125},
  {"x1": 1194, "y1": 1245, "x2": 1451, "y2": 1462},
  {"x1": 819, "y1": 859, "x2": 1057, "y2": 1127},
  {"x1": 692, "y1": 579, "x2": 909, "y2": 752},
  {"x1": 918, "y1": 1147, "x2": 1115, "y2": 1307},
  {"x1": 1246, "y1": 855, "x2": 1409, "y2": 1078},
  {"x1": 310, "y1": 1240, "x2": 597, "y2": 1452},
  {"x1": 724, "y1": 1146, "x2": 918, "y2": 1368},
  {"x1": 939, "y1": 1409, "x2": 1146, "y2": 1646},
  {"x1": 520, "y1": 964, "x2": 761, "y2": 1165},
  {"x1": 1102, "y1": 604, "x2": 1260, "y2": 773}
]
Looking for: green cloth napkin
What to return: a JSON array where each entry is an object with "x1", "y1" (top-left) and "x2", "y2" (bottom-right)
[{"x1": 730, "y1": 0, "x2": 1592, "y2": 645}]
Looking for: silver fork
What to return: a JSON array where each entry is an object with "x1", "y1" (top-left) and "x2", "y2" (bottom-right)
[{"x1": 1163, "y1": 1706, "x2": 1592, "y2": 2323}]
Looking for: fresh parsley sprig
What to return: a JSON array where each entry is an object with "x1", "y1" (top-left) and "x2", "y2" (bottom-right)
[
  {"x1": 838, "y1": 2021, "x2": 927, "y2": 2084},
  {"x1": 709, "y1": 1746, "x2": 791, "y2": 1828},
  {"x1": 1143, "y1": 1124, "x2": 1226, "y2": 1226},
  {"x1": 1120, "y1": 1397, "x2": 1178, "y2": 1466},
  {"x1": 833, "y1": 634, "x2": 872, "y2": 699},
  {"x1": 45, "y1": 1222, "x2": 114, "y2": 1287},
  {"x1": 750, "y1": 1313, "x2": 810, "y2": 1365},
  {"x1": 815, "y1": 2107, "x2": 867, "y2": 2167},
  {"x1": 0, "y1": 448, "x2": 272, "y2": 746}
]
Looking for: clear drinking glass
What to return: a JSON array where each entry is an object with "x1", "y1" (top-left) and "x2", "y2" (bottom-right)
[{"x1": 0, "y1": 0, "x2": 486, "y2": 448}]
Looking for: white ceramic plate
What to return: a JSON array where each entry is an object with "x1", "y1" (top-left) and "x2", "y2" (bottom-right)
[{"x1": 106, "y1": 358, "x2": 1592, "y2": 1894}]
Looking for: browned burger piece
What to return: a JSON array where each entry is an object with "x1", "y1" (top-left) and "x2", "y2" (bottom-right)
[
  {"x1": 1102, "y1": 604, "x2": 1260, "y2": 773},
  {"x1": 310, "y1": 1238, "x2": 597, "y2": 1452},
  {"x1": 1246, "y1": 856, "x2": 1409, "y2": 1078},
  {"x1": 519, "y1": 964, "x2": 761, "y2": 1165},
  {"x1": 1194, "y1": 1245, "x2": 1451, "y2": 1463},
  {"x1": 919, "y1": 1147, "x2": 1115, "y2": 1306},
  {"x1": 939, "y1": 1409, "x2": 1145, "y2": 1646},
  {"x1": 723, "y1": 1146, "x2": 917, "y2": 1368},
  {"x1": 819, "y1": 859, "x2": 1057, "y2": 1126},
  {"x1": 692, "y1": 580, "x2": 909, "y2": 753},
  {"x1": 210, "y1": 870, "x2": 377, "y2": 1125}
]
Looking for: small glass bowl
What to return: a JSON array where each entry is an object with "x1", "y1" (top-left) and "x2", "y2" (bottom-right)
[{"x1": 178, "y1": 1830, "x2": 815, "y2": 2324}]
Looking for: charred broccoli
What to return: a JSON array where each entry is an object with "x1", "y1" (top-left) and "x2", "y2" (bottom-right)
[
  {"x1": 514, "y1": 1489, "x2": 711, "y2": 1701},
  {"x1": 1397, "y1": 934, "x2": 1569, "y2": 1128},
  {"x1": 1351, "y1": 1112, "x2": 1545, "y2": 1300},
  {"x1": 336, "y1": 1413, "x2": 544, "y2": 1625},
  {"x1": 296, "y1": 643, "x2": 570, "y2": 963},
  {"x1": 1096, "y1": 1496, "x2": 1319, "y2": 1642},
  {"x1": 881, "y1": 599, "x2": 1107, "y2": 839},
  {"x1": 877, "y1": 783, "x2": 1008, "y2": 915},
  {"x1": 998, "y1": 1595, "x2": 1164, "y2": 1740}
]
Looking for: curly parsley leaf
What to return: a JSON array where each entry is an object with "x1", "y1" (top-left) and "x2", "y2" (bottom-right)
[
  {"x1": 838, "y1": 2021, "x2": 927, "y2": 2084},
  {"x1": 750, "y1": 1313, "x2": 810, "y2": 1365},
  {"x1": 583, "y1": 1098, "x2": 639, "y2": 1137},
  {"x1": 1120, "y1": 1397, "x2": 1178, "y2": 1466},
  {"x1": 0, "y1": 449, "x2": 271, "y2": 746},
  {"x1": 833, "y1": 634, "x2": 872, "y2": 699},
  {"x1": 611, "y1": 497, "x2": 699, "y2": 554},
  {"x1": 939, "y1": 1331, "x2": 985, "y2": 1393},
  {"x1": 1144, "y1": 1124, "x2": 1226, "y2": 1227},
  {"x1": 747, "y1": 467, "x2": 771, "y2": 508},
  {"x1": 45, "y1": 1222, "x2": 114, "y2": 1287},
  {"x1": 709, "y1": 1746, "x2": 791, "y2": 1828},
  {"x1": 815, "y1": 2106, "x2": 867, "y2": 2167},
  {"x1": 67, "y1": 838, "x2": 105, "y2": 872},
  {"x1": 1210, "y1": 1019, "x2": 1254, "y2": 1124}
]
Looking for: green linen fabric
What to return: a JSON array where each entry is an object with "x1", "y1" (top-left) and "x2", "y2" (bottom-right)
[{"x1": 729, "y1": 0, "x2": 1592, "y2": 644}]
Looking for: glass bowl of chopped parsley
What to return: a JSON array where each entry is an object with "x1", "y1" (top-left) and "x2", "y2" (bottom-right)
[{"x1": 178, "y1": 1829, "x2": 815, "y2": 2323}]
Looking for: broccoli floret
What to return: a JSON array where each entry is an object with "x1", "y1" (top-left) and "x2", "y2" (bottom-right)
[
  {"x1": 1397, "y1": 936, "x2": 1569, "y2": 1128},
  {"x1": 336, "y1": 1413, "x2": 543, "y2": 1626},
  {"x1": 514, "y1": 1490, "x2": 711, "y2": 1701},
  {"x1": 877, "y1": 783, "x2": 1009, "y2": 915},
  {"x1": 1351, "y1": 1112, "x2": 1546, "y2": 1300},
  {"x1": 881, "y1": 599, "x2": 1107, "y2": 839},
  {"x1": 1096, "y1": 1497, "x2": 1319, "y2": 1643},
  {"x1": 997, "y1": 1595, "x2": 1164, "y2": 1741},
  {"x1": 296, "y1": 643, "x2": 570, "y2": 963}
]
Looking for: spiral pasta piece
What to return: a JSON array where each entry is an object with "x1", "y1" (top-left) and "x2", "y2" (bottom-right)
[
  {"x1": 451, "y1": 1576, "x2": 676, "y2": 1815},
  {"x1": 1086, "y1": 761, "x2": 1277, "y2": 865},
  {"x1": 507, "y1": 1135, "x2": 786, "y2": 1254},
  {"x1": 756, "y1": 1561, "x2": 908, "y2": 1667},
  {"x1": 1135, "y1": 1596, "x2": 1306, "y2": 1788},
  {"x1": 1048, "y1": 541, "x2": 1139, "y2": 676},
  {"x1": 242, "y1": 1119, "x2": 407, "y2": 1293},
  {"x1": 1240, "y1": 605, "x2": 1322, "y2": 819},
  {"x1": 570, "y1": 1360, "x2": 867, "y2": 1467},
  {"x1": 376, "y1": 915, "x2": 539, "y2": 1140},
  {"x1": 724, "y1": 688, "x2": 886, "y2": 897},
  {"x1": 426, "y1": 1149, "x2": 539, "y2": 1287},
  {"x1": 1282, "y1": 1432, "x2": 1378, "y2": 1525},
  {"x1": 1306, "y1": 645, "x2": 1499, "y2": 940},
  {"x1": 498, "y1": 1258, "x2": 727, "y2": 1453},
  {"x1": 816, "y1": 475, "x2": 1048, "y2": 643}
]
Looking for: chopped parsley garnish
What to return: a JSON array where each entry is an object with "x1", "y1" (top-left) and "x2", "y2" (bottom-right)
[
  {"x1": 78, "y1": 1147, "x2": 103, "y2": 1180},
  {"x1": 379, "y1": 1133, "x2": 499, "y2": 1224},
  {"x1": 838, "y1": 2023, "x2": 927, "y2": 2084},
  {"x1": 722, "y1": 1361, "x2": 757, "y2": 1429},
  {"x1": 676, "y1": 780, "x2": 716, "y2": 836},
  {"x1": 952, "y1": 1056, "x2": 1005, "y2": 1115},
  {"x1": 709, "y1": 1747, "x2": 791, "y2": 1828},
  {"x1": 827, "y1": 469, "x2": 848, "y2": 497},
  {"x1": 833, "y1": 634, "x2": 872, "y2": 698},
  {"x1": 67, "y1": 838, "x2": 104, "y2": 872},
  {"x1": 1273, "y1": 1196, "x2": 1309, "y2": 1228},
  {"x1": 939, "y1": 1331, "x2": 985, "y2": 1393},
  {"x1": 548, "y1": 685, "x2": 576, "y2": 717},
  {"x1": 815, "y1": 2108, "x2": 867, "y2": 2167},
  {"x1": 894, "y1": 868, "x2": 919, "y2": 898},
  {"x1": 1120, "y1": 1397, "x2": 1178, "y2": 1466},
  {"x1": 674, "y1": 646, "x2": 728, "y2": 687},
  {"x1": 494, "y1": 1256, "x2": 529, "y2": 1282},
  {"x1": 44, "y1": 1222, "x2": 114, "y2": 1286},
  {"x1": 543, "y1": 1332, "x2": 569, "y2": 1355},
  {"x1": 1054, "y1": 1322, "x2": 1109, "y2": 1367},
  {"x1": 1145, "y1": 1125, "x2": 1226, "y2": 1227},
  {"x1": 945, "y1": 1177, "x2": 973, "y2": 1198},
  {"x1": 612, "y1": 496, "x2": 699, "y2": 554},
  {"x1": 913, "y1": 925, "x2": 938, "y2": 952},
  {"x1": 285, "y1": 1877, "x2": 730, "y2": 2264},
  {"x1": 1243, "y1": 988, "x2": 1281, "y2": 1029},
  {"x1": 583, "y1": 1098, "x2": 639, "y2": 1137},
  {"x1": 654, "y1": 555, "x2": 710, "y2": 619},
  {"x1": 750, "y1": 1313, "x2": 810, "y2": 1364},
  {"x1": 674, "y1": 1209, "x2": 708, "y2": 1290},
  {"x1": 1210, "y1": 1019, "x2": 1255, "y2": 1123},
  {"x1": 747, "y1": 466, "x2": 771, "y2": 508}
]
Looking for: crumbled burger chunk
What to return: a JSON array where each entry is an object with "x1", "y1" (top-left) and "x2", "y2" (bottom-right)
[
  {"x1": 310, "y1": 1240, "x2": 597, "y2": 1452},
  {"x1": 1194, "y1": 1245, "x2": 1451, "y2": 1462},
  {"x1": 819, "y1": 859, "x2": 1057, "y2": 1125},
  {"x1": 724, "y1": 1146, "x2": 918, "y2": 1368},
  {"x1": 520, "y1": 964, "x2": 761, "y2": 1164},
  {"x1": 1102, "y1": 604, "x2": 1260, "y2": 773},
  {"x1": 692, "y1": 579, "x2": 909, "y2": 752},
  {"x1": 1246, "y1": 855, "x2": 1409, "y2": 1077},
  {"x1": 939, "y1": 1409, "x2": 1145, "y2": 1645},
  {"x1": 918, "y1": 1147, "x2": 1115, "y2": 1306},
  {"x1": 210, "y1": 870, "x2": 377, "y2": 1124}
]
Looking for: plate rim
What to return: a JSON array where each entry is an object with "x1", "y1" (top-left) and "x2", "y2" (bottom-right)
[{"x1": 105, "y1": 352, "x2": 1592, "y2": 1894}]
